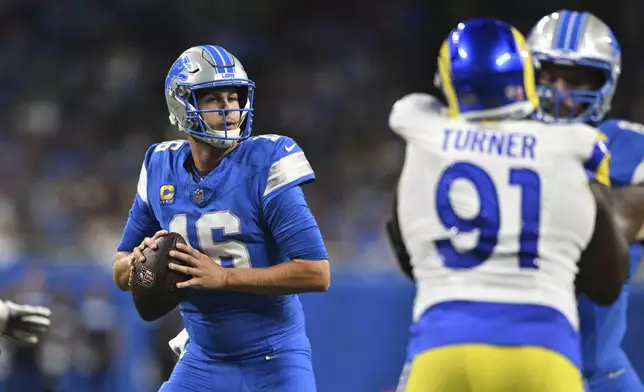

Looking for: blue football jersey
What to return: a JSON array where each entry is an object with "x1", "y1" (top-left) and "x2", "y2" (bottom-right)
[
  {"x1": 120, "y1": 134, "x2": 325, "y2": 360},
  {"x1": 600, "y1": 119, "x2": 644, "y2": 187},
  {"x1": 578, "y1": 118, "x2": 644, "y2": 378}
]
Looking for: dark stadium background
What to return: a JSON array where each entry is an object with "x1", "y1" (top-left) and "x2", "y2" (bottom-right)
[{"x1": 0, "y1": 0, "x2": 641, "y2": 391}]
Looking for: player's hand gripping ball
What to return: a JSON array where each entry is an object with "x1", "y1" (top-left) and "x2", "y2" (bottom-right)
[
  {"x1": 130, "y1": 232, "x2": 191, "y2": 322},
  {"x1": 168, "y1": 242, "x2": 230, "y2": 290}
]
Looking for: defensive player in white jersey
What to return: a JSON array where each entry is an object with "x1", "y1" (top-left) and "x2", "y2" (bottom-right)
[
  {"x1": 528, "y1": 11, "x2": 644, "y2": 391},
  {"x1": 387, "y1": 18, "x2": 629, "y2": 391}
]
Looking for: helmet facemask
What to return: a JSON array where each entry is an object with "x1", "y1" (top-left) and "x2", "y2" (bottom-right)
[
  {"x1": 533, "y1": 58, "x2": 611, "y2": 124},
  {"x1": 171, "y1": 81, "x2": 255, "y2": 148}
]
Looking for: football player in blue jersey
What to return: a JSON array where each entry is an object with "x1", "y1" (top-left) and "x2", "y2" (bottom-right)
[
  {"x1": 111, "y1": 45, "x2": 330, "y2": 392},
  {"x1": 528, "y1": 10, "x2": 644, "y2": 392}
]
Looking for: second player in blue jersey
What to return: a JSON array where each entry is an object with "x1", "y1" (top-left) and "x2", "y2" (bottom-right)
[{"x1": 529, "y1": 11, "x2": 644, "y2": 391}]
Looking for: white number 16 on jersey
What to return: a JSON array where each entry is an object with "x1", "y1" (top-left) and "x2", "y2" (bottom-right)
[{"x1": 169, "y1": 211, "x2": 252, "y2": 268}]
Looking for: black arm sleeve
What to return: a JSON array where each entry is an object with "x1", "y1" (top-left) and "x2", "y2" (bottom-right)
[{"x1": 385, "y1": 187, "x2": 414, "y2": 281}]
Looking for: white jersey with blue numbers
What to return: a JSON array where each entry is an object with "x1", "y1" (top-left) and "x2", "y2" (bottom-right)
[
  {"x1": 390, "y1": 93, "x2": 609, "y2": 334},
  {"x1": 578, "y1": 118, "x2": 644, "y2": 379},
  {"x1": 129, "y1": 134, "x2": 318, "y2": 360}
]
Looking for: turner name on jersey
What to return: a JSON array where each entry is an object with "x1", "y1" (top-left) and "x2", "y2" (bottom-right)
[
  {"x1": 390, "y1": 93, "x2": 609, "y2": 368},
  {"x1": 441, "y1": 127, "x2": 537, "y2": 160}
]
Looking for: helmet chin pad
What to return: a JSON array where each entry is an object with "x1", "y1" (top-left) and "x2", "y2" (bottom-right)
[{"x1": 195, "y1": 127, "x2": 241, "y2": 148}]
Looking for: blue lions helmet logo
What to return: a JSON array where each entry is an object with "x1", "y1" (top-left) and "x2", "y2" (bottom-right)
[{"x1": 165, "y1": 55, "x2": 193, "y2": 92}]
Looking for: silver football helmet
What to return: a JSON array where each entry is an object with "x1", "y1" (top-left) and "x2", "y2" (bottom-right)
[
  {"x1": 165, "y1": 45, "x2": 255, "y2": 148},
  {"x1": 527, "y1": 11, "x2": 621, "y2": 123}
]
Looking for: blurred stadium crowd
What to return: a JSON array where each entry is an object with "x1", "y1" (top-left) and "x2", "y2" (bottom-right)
[
  {"x1": 2, "y1": 0, "x2": 642, "y2": 270},
  {"x1": 0, "y1": 0, "x2": 643, "y2": 390},
  {"x1": 0, "y1": 0, "x2": 429, "y2": 271}
]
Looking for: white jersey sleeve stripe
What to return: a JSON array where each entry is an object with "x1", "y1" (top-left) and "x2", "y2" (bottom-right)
[
  {"x1": 631, "y1": 161, "x2": 644, "y2": 185},
  {"x1": 263, "y1": 152, "x2": 314, "y2": 197},
  {"x1": 136, "y1": 162, "x2": 149, "y2": 204}
]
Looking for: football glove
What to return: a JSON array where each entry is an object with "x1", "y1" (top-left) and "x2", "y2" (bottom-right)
[{"x1": 0, "y1": 300, "x2": 51, "y2": 345}]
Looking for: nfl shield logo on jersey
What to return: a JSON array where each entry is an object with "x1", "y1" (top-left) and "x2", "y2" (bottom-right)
[
  {"x1": 137, "y1": 266, "x2": 155, "y2": 289},
  {"x1": 193, "y1": 188, "x2": 205, "y2": 204}
]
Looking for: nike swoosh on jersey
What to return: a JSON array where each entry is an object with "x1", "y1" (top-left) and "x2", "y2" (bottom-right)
[{"x1": 285, "y1": 144, "x2": 296, "y2": 152}]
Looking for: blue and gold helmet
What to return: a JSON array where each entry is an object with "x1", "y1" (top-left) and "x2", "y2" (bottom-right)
[{"x1": 435, "y1": 18, "x2": 539, "y2": 120}]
